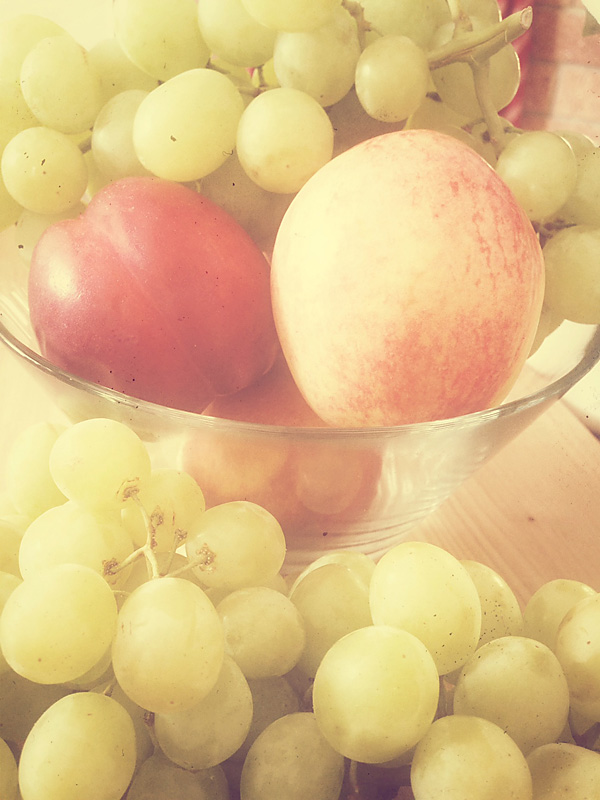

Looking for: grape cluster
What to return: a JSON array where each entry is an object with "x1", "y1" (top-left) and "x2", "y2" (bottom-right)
[
  {"x1": 0, "y1": 0, "x2": 599, "y2": 337},
  {"x1": 0, "y1": 416, "x2": 599, "y2": 799}
]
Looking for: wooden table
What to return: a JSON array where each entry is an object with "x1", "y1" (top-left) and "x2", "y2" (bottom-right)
[{"x1": 1, "y1": 347, "x2": 599, "y2": 606}]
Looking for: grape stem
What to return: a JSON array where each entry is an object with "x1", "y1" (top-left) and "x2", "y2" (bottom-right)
[
  {"x1": 470, "y1": 60, "x2": 507, "y2": 154},
  {"x1": 428, "y1": 7, "x2": 533, "y2": 70}
]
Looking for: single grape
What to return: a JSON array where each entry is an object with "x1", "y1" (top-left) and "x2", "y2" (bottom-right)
[
  {"x1": 91, "y1": 89, "x2": 152, "y2": 181},
  {"x1": 289, "y1": 549, "x2": 375, "y2": 595},
  {"x1": 289, "y1": 561, "x2": 373, "y2": 677},
  {"x1": 18, "y1": 692, "x2": 136, "y2": 800},
  {"x1": 88, "y1": 37, "x2": 160, "y2": 105},
  {"x1": 527, "y1": 742, "x2": 600, "y2": 799},
  {"x1": 313, "y1": 625, "x2": 439, "y2": 763},
  {"x1": 20, "y1": 34, "x2": 104, "y2": 134},
  {"x1": 240, "y1": 712, "x2": 345, "y2": 800},
  {"x1": 523, "y1": 578, "x2": 596, "y2": 650},
  {"x1": 240, "y1": 0, "x2": 342, "y2": 33},
  {"x1": 0, "y1": 562, "x2": 118, "y2": 684},
  {"x1": 127, "y1": 752, "x2": 230, "y2": 800},
  {"x1": 133, "y1": 68, "x2": 244, "y2": 182},
  {"x1": 185, "y1": 500, "x2": 286, "y2": 592},
  {"x1": 431, "y1": 18, "x2": 520, "y2": 120},
  {"x1": 49, "y1": 417, "x2": 152, "y2": 511},
  {"x1": 460, "y1": 558, "x2": 524, "y2": 646},
  {"x1": 495, "y1": 131, "x2": 578, "y2": 221},
  {"x1": 217, "y1": 586, "x2": 306, "y2": 678},
  {"x1": 0, "y1": 14, "x2": 66, "y2": 85},
  {"x1": 230, "y1": 675, "x2": 300, "y2": 762},
  {"x1": 359, "y1": 0, "x2": 441, "y2": 49},
  {"x1": 112, "y1": 576, "x2": 225, "y2": 713},
  {"x1": 554, "y1": 592, "x2": 600, "y2": 720},
  {"x1": 1, "y1": 126, "x2": 88, "y2": 215},
  {"x1": 555, "y1": 145, "x2": 600, "y2": 226},
  {"x1": 273, "y1": 6, "x2": 361, "y2": 108},
  {"x1": 18, "y1": 500, "x2": 135, "y2": 589},
  {"x1": 453, "y1": 635, "x2": 570, "y2": 754},
  {"x1": 355, "y1": 34, "x2": 430, "y2": 122},
  {"x1": 154, "y1": 655, "x2": 253, "y2": 770},
  {"x1": 542, "y1": 225, "x2": 600, "y2": 324},
  {"x1": 369, "y1": 541, "x2": 482, "y2": 674},
  {"x1": 197, "y1": 0, "x2": 276, "y2": 67},
  {"x1": 411, "y1": 715, "x2": 533, "y2": 800},
  {"x1": 236, "y1": 86, "x2": 334, "y2": 193},
  {"x1": 121, "y1": 467, "x2": 206, "y2": 552},
  {"x1": 113, "y1": 0, "x2": 210, "y2": 81}
]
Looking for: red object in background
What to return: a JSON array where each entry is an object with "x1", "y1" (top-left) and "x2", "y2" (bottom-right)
[{"x1": 498, "y1": 0, "x2": 534, "y2": 125}]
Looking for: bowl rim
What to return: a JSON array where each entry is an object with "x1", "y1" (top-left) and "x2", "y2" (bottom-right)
[{"x1": 1, "y1": 315, "x2": 600, "y2": 439}]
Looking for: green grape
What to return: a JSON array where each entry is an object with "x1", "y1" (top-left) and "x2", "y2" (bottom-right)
[
  {"x1": 113, "y1": 0, "x2": 210, "y2": 81},
  {"x1": 289, "y1": 562, "x2": 373, "y2": 678},
  {"x1": 495, "y1": 131, "x2": 578, "y2": 221},
  {"x1": 133, "y1": 68, "x2": 244, "y2": 182},
  {"x1": 313, "y1": 625, "x2": 439, "y2": 763},
  {"x1": 431, "y1": 18, "x2": 520, "y2": 120},
  {"x1": 236, "y1": 87, "x2": 334, "y2": 193},
  {"x1": 241, "y1": 0, "x2": 342, "y2": 32},
  {"x1": 369, "y1": 541, "x2": 482, "y2": 675},
  {"x1": 197, "y1": 0, "x2": 276, "y2": 67},
  {"x1": 411, "y1": 715, "x2": 533, "y2": 800},
  {"x1": 112, "y1": 576, "x2": 225, "y2": 713},
  {"x1": 1, "y1": 126, "x2": 88, "y2": 215},
  {"x1": 154, "y1": 655, "x2": 253, "y2": 769},
  {"x1": 18, "y1": 692, "x2": 136, "y2": 800},
  {"x1": 453, "y1": 635, "x2": 570, "y2": 753},
  {"x1": 360, "y1": 0, "x2": 441, "y2": 48},
  {"x1": 0, "y1": 572, "x2": 21, "y2": 675},
  {"x1": 91, "y1": 89, "x2": 152, "y2": 181},
  {"x1": 461, "y1": 558, "x2": 524, "y2": 647},
  {"x1": 523, "y1": 578, "x2": 597, "y2": 651},
  {"x1": 185, "y1": 500, "x2": 286, "y2": 592},
  {"x1": 240, "y1": 712, "x2": 345, "y2": 800},
  {"x1": 230, "y1": 675, "x2": 300, "y2": 762},
  {"x1": 18, "y1": 500, "x2": 135, "y2": 589},
  {"x1": 527, "y1": 742, "x2": 600, "y2": 799},
  {"x1": 0, "y1": 562, "x2": 118, "y2": 684},
  {"x1": 88, "y1": 37, "x2": 160, "y2": 105},
  {"x1": 289, "y1": 549, "x2": 375, "y2": 594},
  {"x1": 0, "y1": 14, "x2": 66, "y2": 85},
  {"x1": 554, "y1": 592, "x2": 600, "y2": 720},
  {"x1": 273, "y1": 6, "x2": 361, "y2": 108},
  {"x1": 355, "y1": 34, "x2": 430, "y2": 122},
  {"x1": 556, "y1": 146, "x2": 600, "y2": 226},
  {"x1": 3, "y1": 421, "x2": 67, "y2": 520},
  {"x1": 199, "y1": 152, "x2": 295, "y2": 255},
  {"x1": 557, "y1": 129, "x2": 597, "y2": 161},
  {"x1": 48, "y1": 417, "x2": 152, "y2": 511},
  {"x1": 0, "y1": 736, "x2": 17, "y2": 800},
  {"x1": 121, "y1": 467, "x2": 206, "y2": 552},
  {"x1": 127, "y1": 752, "x2": 230, "y2": 800},
  {"x1": 217, "y1": 586, "x2": 306, "y2": 678},
  {"x1": 0, "y1": 518, "x2": 23, "y2": 577},
  {"x1": 20, "y1": 34, "x2": 104, "y2": 134},
  {"x1": 542, "y1": 225, "x2": 600, "y2": 324}
]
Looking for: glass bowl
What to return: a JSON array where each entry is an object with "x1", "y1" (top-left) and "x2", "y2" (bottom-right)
[{"x1": 2, "y1": 228, "x2": 599, "y2": 571}]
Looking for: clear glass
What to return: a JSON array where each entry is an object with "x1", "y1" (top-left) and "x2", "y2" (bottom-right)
[{"x1": 2, "y1": 229, "x2": 599, "y2": 570}]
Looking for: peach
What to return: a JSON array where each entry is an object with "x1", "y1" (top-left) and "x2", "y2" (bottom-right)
[{"x1": 271, "y1": 129, "x2": 545, "y2": 427}]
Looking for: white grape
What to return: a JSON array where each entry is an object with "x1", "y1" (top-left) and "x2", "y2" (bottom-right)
[
  {"x1": 91, "y1": 89, "x2": 151, "y2": 181},
  {"x1": 461, "y1": 558, "x2": 524, "y2": 646},
  {"x1": 0, "y1": 14, "x2": 66, "y2": 85},
  {"x1": 240, "y1": 0, "x2": 342, "y2": 33},
  {"x1": 523, "y1": 578, "x2": 597, "y2": 650},
  {"x1": 542, "y1": 225, "x2": 600, "y2": 324},
  {"x1": 133, "y1": 68, "x2": 244, "y2": 182},
  {"x1": 236, "y1": 87, "x2": 334, "y2": 193},
  {"x1": 197, "y1": 0, "x2": 276, "y2": 68}
]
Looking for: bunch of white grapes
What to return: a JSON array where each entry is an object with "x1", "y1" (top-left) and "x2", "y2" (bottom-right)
[
  {"x1": 0, "y1": 415, "x2": 599, "y2": 800},
  {"x1": 0, "y1": 0, "x2": 599, "y2": 334}
]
